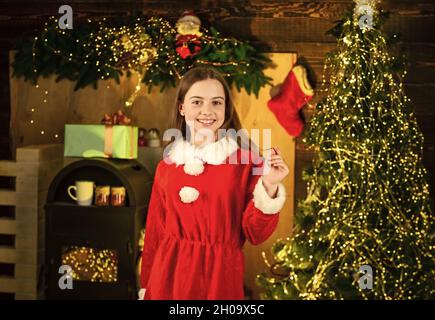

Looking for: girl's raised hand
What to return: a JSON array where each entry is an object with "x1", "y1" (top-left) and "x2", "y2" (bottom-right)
[{"x1": 262, "y1": 147, "x2": 289, "y2": 196}]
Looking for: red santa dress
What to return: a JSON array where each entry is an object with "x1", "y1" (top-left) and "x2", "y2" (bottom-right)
[{"x1": 139, "y1": 136, "x2": 286, "y2": 300}]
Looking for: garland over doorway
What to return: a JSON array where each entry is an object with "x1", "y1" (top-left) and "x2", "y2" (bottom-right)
[{"x1": 12, "y1": 11, "x2": 272, "y2": 102}]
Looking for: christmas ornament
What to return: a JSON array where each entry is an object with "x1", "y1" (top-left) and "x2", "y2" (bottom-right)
[
  {"x1": 146, "y1": 128, "x2": 161, "y2": 147},
  {"x1": 175, "y1": 10, "x2": 202, "y2": 59},
  {"x1": 267, "y1": 65, "x2": 314, "y2": 137},
  {"x1": 138, "y1": 128, "x2": 147, "y2": 147}
]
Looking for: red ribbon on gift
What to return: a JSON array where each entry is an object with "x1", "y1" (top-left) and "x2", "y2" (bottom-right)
[
  {"x1": 101, "y1": 110, "x2": 134, "y2": 158},
  {"x1": 101, "y1": 110, "x2": 132, "y2": 126}
]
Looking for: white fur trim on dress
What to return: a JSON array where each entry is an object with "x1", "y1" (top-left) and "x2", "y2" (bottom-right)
[
  {"x1": 252, "y1": 177, "x2": 286, "y2": 214},
  {"x1": 179, "y1": 186, "x2": 200, "y2": 203},
  {"x1": 183, "y1": 158, "x2": 205, "y2": 176},
  {"x1": 168, "y1": 136, "x2": 238, "y2": 168},
  {"x1": 168, "y1": 139, "x2": 196, "y2": 166},
  {"x1": 199, "y1": 137, "x2": 239, "y2": 165}
]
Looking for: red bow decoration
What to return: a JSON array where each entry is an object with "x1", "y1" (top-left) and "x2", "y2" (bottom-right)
[
  {"x1": 175, "y1": 34, "x2": 202, "y2": 59},
  {"x1": 101, "y1": 110, "x2": 132, "y2": 125}
]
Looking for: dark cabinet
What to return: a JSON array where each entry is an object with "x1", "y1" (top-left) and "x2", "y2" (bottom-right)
[{"x1": 44, "y1": 158, "x2": 153, "y2": 299}]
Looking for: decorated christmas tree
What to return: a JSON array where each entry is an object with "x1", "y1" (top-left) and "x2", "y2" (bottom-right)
[{"x1": 257, "y1": 0, "x2": 434, "y2": 299}]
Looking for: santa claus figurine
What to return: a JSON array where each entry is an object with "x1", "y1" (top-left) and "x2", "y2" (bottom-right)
[{"x1": 175, "y1": 10, "x2": 203, "y2": 59}]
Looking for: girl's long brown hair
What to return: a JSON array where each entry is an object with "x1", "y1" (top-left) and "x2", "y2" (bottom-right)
[{"x1": 167, "y1": 66, "x2": 253, "y2": 150}]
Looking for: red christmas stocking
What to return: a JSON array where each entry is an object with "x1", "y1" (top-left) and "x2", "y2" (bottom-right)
[{"x1": 267, "y1": 65, "x2": 314, "y2": 137}]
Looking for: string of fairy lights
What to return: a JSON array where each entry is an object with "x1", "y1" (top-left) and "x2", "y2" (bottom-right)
[
  {"x1": 25, "y1": 15, "x2": 264, "y2": 139},
  {"x1": 257, "y1": 4, "x2": 434, "y2": 300},
  {"x1": 31, "y1": 28, "x2": 55, "y2": 138},
  {"x1": 62, "y1": 246, "x2": 118, "y2": 282}
]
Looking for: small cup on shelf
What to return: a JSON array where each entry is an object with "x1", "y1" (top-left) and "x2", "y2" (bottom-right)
[
  {"x1": 95, "y1": 185, "x2": 111, "y2": 206},
  {"x1": 111, "y1": 186, "x2": 126, "y2": 207}
]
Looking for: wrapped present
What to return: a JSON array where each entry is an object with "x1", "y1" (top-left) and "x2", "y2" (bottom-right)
[{"x1": 64, "y1": 124, "x2": 138, "y2": 159}]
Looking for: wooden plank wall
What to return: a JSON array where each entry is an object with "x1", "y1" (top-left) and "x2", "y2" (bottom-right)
[
  {"x1": 0, "y1": 0, "x2": 434, "y2": 298},
  {"x1": 0, "y1": 144, "x2": 63, "y2": 300}
]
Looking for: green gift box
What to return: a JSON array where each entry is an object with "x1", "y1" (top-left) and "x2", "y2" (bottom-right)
[{"x1": 64, "y1": 124, "x2": 138, "y2": 159}]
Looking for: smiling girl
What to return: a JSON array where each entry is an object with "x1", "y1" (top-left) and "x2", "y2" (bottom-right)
[{"x1": 139, "y1": 67, "x2": 289, "y2": 300}]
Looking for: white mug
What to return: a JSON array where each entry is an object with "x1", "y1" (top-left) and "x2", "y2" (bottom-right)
[{"x1": 68, "y1": 181, "x2": 95, "y2": 206}]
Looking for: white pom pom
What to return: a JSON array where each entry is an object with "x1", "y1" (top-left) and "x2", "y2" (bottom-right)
[
  {"x1": 183, "y1": 158, "x2": 205, "y2": 176},
  {"x1": 179, "y1": 186, "x2": 200, "y2": 203}
]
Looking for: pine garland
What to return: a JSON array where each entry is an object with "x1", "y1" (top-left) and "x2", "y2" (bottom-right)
[{"x1": 12, "y1": 15, "x2": 272, "y2": 97}]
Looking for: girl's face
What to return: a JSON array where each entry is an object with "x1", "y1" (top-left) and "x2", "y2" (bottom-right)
[{"x1": 179, "y1": 79, "x2": 226, "y2": 142}]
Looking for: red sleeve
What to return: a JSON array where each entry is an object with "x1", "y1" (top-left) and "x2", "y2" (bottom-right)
[
  {"x1": 140, "y1": 162, "x2": 166, "y2": 289},
  {"x1": 241, "y1": 160, "x2": 286, "y2": 245}
]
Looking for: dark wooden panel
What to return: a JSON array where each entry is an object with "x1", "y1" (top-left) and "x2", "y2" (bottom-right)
[
  {"x1": 215, "y1": 10, "x2": 435, "y2": 48},
  {"x1": 216, "y1": 14, "x2": 435, "y2": 44},
  {"x1": 416, "y1": 114, "x2": 435, "y2": 145},
  {"x1": 414, "y1": 104, "x2": 435, "y2": 116},
  {"x1": 384, "y1": 15, "x2": 435, "y2": 43},
  {"x1": 405, "y1": 84, "x2": 435, "y2": 105},
  {"x1": 264, "y1": 42, "x2": 435, "y2": 66},
  {"x1": 1, "y1": 0, "x2": 434, "y2": 16},
  {"x1": 403, "y1": 63, "x2": 435, "y2": 84},
  {"x1": 0, "y1": 136, "x2": 11, "y2": 159},
  {"x1": 214, "y1": 17, "x2": 337, "y2": 43},
  {"x1": 0, "y1": 50, "x2": 10, "y2": 160},
  {"x1": 0, "y1": 1, "x2": 350, "y2": 19},
  {"x1": 402, "y1": 43, "x2": 435, "y2": 64},
  {"x1": 0, "y1": 1, "x2": 144, "y2": 15},
  {"x1": 2, "y1": 4, "x2": 435, "y2": 45}
]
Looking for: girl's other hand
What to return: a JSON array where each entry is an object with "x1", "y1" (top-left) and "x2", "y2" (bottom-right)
[{"x1": 262, "y1": 147, "x2": 289, "y2": 197}]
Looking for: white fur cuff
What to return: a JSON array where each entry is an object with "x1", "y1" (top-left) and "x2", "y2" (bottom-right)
[
  {"x1": 138, "y1": 288, "x2": 146, "y2": 300},
  {"x1": 253, "y1": 177, "x2": 286, "y2": 214}
]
